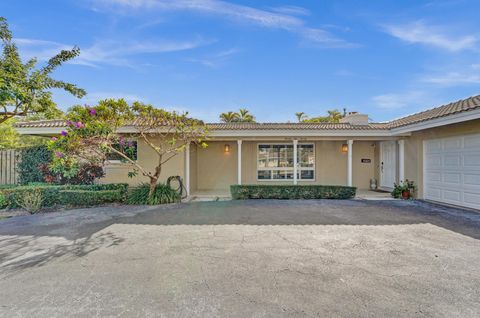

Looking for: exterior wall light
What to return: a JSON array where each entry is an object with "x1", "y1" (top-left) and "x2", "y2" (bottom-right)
[
  {"x1": 224, "y1": 144, "x2": 231, "y2": 154},
  {"x1": 341, "y1": 144, "x2": 348, "y2": 153}
]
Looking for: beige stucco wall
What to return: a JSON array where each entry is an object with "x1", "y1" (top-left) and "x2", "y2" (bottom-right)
[
  {"x1": 195, "y1": 141, "x2": 237, "y2": 191},
  {"x1": 99, "y1": 119, "x2": 480, "y2": 195},
  {"x1": 190, "y1": 140, "x2": 376, "y2": 192},
  {"x1": 404, "y1": 118, "x2": 480, "y2": 199},
  {"x1": 100, "y1": 136, "x2": 185, "y2": 186}
]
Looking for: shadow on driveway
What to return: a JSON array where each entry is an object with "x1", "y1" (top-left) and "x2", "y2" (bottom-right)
[
  {"x1": 119, "y1": 200, "x2": 480, "y2": 239},
  {"x1": 0, "y1": 199, "x2": 478, "y2": 275},
  {"x1": 1, "y1": 200, "x2": 479, "y2": 240}
]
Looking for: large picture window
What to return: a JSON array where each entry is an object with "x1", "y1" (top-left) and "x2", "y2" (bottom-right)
[{"x1": 257, "y1": 143, "x2": 315, "y2": 180}]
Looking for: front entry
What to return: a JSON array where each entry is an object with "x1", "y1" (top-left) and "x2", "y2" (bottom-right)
[{"x1": 380, "y1": 141, "x2": 397, "y2": 189}]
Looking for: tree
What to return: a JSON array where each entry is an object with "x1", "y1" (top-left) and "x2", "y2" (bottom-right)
[
  {"x1": 219, "y1": 111, "x2": 239, "y2": 122},
  {"x1": 219, "y1": 108, "x2": 255, "y2": 122},
  {"x1": 295, "y1": 112, "x2": 305, "y2": 122},
  {"x1": 238, "y1": 108, "x2": 255, "y2": 122},
  {"x1": 0, "y1": 101, "x2": 64, "y2": 149},
  {"x1": 298, "y1": 109, "x2": 344, "y2": 123},
  {"x1": 327, "y1": 109, "x2": 343, "y2": 122},
  {"x1": 49, "y1": 99, "x2": 208, "y2": 201},
  {"x1": 0, "y1": 17, "x2": 85, "y2": 124}
]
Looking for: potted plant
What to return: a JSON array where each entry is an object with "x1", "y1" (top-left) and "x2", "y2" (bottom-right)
[{"x1": 391, "y1": 180, "x2": 415, "y2": 199}]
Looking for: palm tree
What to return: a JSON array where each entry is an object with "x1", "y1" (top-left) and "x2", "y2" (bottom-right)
[
  {"x1": 295, "y1": 112, "x2": 306, "y2": 122},
  {"x1": 237, "y1": 108, "x2": 255, "y2": 122},
  {"x1": 219, "y1": 111, "x2": 239, "y2": 122},
  {"x1": 327, "y1": 109, "x2": 343, "y2": 123}
]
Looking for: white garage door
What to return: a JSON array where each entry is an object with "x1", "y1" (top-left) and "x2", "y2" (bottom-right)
[{"x1": 424, "y1": 134, "x2": 480, "y2": 209}]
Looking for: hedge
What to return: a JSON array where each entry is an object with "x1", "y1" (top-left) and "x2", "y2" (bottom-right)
[
  {"x1": 1, "y1": 185, "x2": 61, "y2": 208},
  {"x1": 0, "y1": 183, "x2": 128, "y2": 209},
  {"x1": 58, "y1": 190, "x2": 125, "y2": 206},
  {"x1": 230, "y1": 184, "x2": 357, "y2": 200},
  {"x1": 17, "y1": 145, "x2": 52, "y2": 185}
]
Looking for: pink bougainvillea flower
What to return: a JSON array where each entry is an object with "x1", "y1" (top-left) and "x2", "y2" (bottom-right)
[
  {"x1": 128, "y1": 140, "x2": 134, "y2": 147},
  {"x1": 66, "y1": 120, "x2": 73, "y2": 126},
  {"x1": 55, "y1": 151, "x2": 64, "y2": 158},
  {"x1": 119, "y1": 137, "x2": 126, "y2": 146},
  {"x1": 60, "y1": 131, "x2": 68, "y2": 136},
  {"x1": 51, "y1": 137, "x2": 57, "y2": 141},
  {"x1": 75, "y1": 122, "x2": 84, "y2": 128},
  {"x1": 89, "y1": 108, "x2": 97, "y2": 116}
]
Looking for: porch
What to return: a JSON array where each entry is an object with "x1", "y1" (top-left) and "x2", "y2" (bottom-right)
[{"x1": 184, "y1": 138, "x2": 406, "y2": 198}]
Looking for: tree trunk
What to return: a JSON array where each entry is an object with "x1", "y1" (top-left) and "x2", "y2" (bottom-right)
[{"x1": 148, "y1": 177, "x2": 158, "y2": 203}]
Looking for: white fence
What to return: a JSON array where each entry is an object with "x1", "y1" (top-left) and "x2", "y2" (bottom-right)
[{"x1": 0, "y1": 150, "x2": 19, "y2": 185}]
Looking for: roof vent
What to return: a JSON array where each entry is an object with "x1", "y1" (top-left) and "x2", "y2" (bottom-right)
[{"x1": 340, "y1": 112, "x2": 369, "y2": 125}]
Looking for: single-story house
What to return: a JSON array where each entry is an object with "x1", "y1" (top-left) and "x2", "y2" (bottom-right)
[{"x1": 15, "y1": 95, "x2": 480, "y2": 209}]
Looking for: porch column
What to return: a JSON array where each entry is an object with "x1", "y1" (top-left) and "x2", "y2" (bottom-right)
[
  {"x1": 293, "y1": 139, "x2": 298, "y2": 185},
  {"x1": 185, "y1": 143, "x2": 190, "y2": 196},
  {"x1": 347, "y1": 140, "x2": 353, "y2": 187},
  {"x1": 237, "y1": 140, "x2": 242, "y2": 185},
  {"x1": 398, "y1": 139, "x2": 405, "y2": 182}
]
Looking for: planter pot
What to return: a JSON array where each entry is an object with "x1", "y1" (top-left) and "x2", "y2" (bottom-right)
[{"x1": 402, "y1": 190, "x2": 410, "y2": 199}]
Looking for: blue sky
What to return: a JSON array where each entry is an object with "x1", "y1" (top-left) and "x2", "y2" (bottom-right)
[{"x1": 2, "y1": 0, "x2": 480, "y2": 122}]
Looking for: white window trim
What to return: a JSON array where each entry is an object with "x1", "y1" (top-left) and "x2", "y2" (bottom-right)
[{"x1": 256, "y1": 142, "x2": 316, "y2": 182}]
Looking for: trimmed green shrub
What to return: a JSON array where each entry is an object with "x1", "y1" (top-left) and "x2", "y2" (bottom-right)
[
  {"x1": 0, "y1": 193, "x2": 7, "y2": 209},
  {"x1": 58, "y1": 190, "x2": 124, "y2": 206},
  {"x1": 230, "y1": 185, "x2": 357, "y2": 200},
  {"x1": 17, "y1": 145, "x2": 52, "y2": 185},
  {"x1": 0, "y1": 183, "x2": 129, "y2": 209},
  {"x1": 62, "y1": 183, "x2": 128, "y2": 193},
  {"x1": 15, "y1": 189, "x2": 44, "y2": 214},
  {"x1": 127, "y1": 183, "x2": 180, "y2": 205},
  {"x1": 1, "y1": 185, "x2": 61, "y2": 208}
]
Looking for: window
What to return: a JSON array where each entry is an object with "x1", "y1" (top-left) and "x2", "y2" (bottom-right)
[
  {"x1": 257, "y1": 143, "x2": 315, "y2": 180},
  {"x1": 106, "y1": 141, "x2": 138, "y2": 162}
]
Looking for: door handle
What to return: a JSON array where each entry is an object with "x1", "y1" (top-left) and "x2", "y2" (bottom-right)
[{"x1": 381, "y1": 162, "x2": 384, "y2": 173}]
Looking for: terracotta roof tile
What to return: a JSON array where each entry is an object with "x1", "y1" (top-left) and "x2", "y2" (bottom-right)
[
  {"x1": 14, "y1": 120, "x2": 388, "y2": 130},
  {"x1": 387, "y1": 95, "x2": 480, "y2": 128},
  {"x1": 206, "y1": 122, "x2": 388, "y2": 130},
  {"x1": 14, "y1": 95, "x2": 480, "y2": 131}
]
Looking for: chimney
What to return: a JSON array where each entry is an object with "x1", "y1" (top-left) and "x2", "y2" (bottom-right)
[{"x1": 340, "y1": 112, "x2": 369, "y2": 125}]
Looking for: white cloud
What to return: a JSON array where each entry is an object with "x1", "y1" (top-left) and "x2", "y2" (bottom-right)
[
  {"x1": 270, "y1": 5, "x2": 310, "y2": 16},
  {"x1": 422, "y1": 72, "x2": 480, "y2": 86},
  {"x1": 372, "y1": 91, "x2": 427, "y2": 110},
  {"x1": 420, "y1": 62, "x2": 480, "y2": 87},
  {"x1": 82, "y1": 92, "x2": 147, "y2": 103},
  {"x1": 15, "y1": 37, "x2": 210, "y2": 67},
  {"x1": 383, "y1": 21, "x2": 477, "y2": 51},
  {"x1": 186, "y1": 47, "x2": 239, "y2": 67},
  {"x1": 91, "y1": 0, "x2": 355, "y2": 48}
]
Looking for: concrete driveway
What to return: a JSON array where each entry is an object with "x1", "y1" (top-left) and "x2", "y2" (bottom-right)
[{"x1": 0, "y1": 200, "x2": 479, "y2": 317}]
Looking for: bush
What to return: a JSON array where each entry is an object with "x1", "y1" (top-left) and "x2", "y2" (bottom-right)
[
  {"x1": 127, "y1": 183, "x2": 180, "y2": 205},
  {"x1": 1, "y1": 185, "x2": 61, "y2": 208},
  {"x1": 0, "y1": 183, "x2": 128, "y2": 209},
  {"x1": 15, "y1": 189, "x2": 44, "y2": 214},
  {"x1": 230, "y1": 185, "x2": 357, "y2": 200},
  {"x1": 17, "y1": 145, "x2": 52, "y2": 185},
  {"x1": 62, "y1": 183, "x2": 128, "y2": 193},
  {"x1": 0, "y1": 193, "x2": 7, "y2": 209},
  {"x1": 40, "y1": 162, "x2": 105, "y2": 185},
  {"x1": 58, "y1": 190, "x2": 124, "y2": 206}
]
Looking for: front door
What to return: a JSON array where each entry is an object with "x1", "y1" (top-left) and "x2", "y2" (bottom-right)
[{"x1": 380, "y1": 141, "x2": 397, "y2": 189}]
